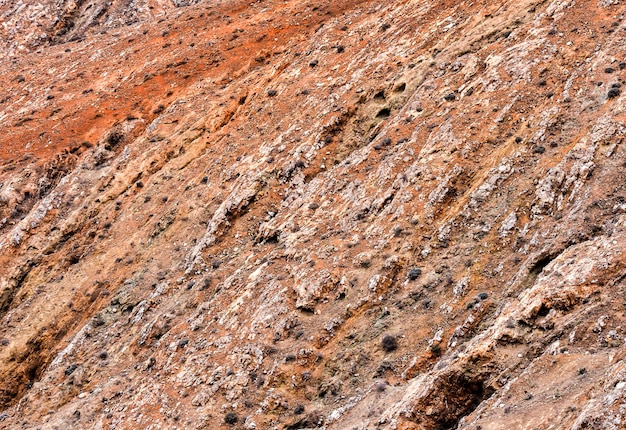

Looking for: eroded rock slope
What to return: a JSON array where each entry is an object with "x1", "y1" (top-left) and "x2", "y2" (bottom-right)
[{"x1": 1, "y1": 0, "x2": 626, "y2": 428}]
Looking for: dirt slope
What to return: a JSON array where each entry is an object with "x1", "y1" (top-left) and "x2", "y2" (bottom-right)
[{"x1": 1, "y1": 0, "x2": 626, "y2": 428}]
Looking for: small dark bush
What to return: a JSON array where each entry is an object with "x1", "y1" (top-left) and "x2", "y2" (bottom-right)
[
  {"x1": 267, "y1": 89, "x2": 277, "y2": 97},
  {"x1": 407, "y1": 268, "x2": 422, "y2": 280},
  {"x1": 477, "y1": 292, "x2": 489, "y2": 300},
  {"x1": 533, "y1": 146, "x2": 546, "y2": 154},
  {"x1": 375, "y1": 381, "x2": 387, "y2": 392},
  {"x1": 604, "y1": 67, "x2": 615, "y2": 74},
  {"x1": 443, "y1": 93, "x2": 456, "y2": 101},
  {"x1": 294, "y1": 404, "x2": 305, "y2": 414},
  {"x1": 309, "y1": 59, "x2": 319, "y2": 67},
  {"x1": 381, "y1": 335, "x2": 397, "y2": 352},
  {"x1": 608, "y1": 87, "x2": 621, "y2": 99},
  {"x1": 224, "y1": 412, "x2": 238, "y2": 425},
  {"x1": 337, "y1": 45, "x2": 345, "y2": 53}
]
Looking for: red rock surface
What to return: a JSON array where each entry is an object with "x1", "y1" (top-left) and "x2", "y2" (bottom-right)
[{"x1": 1, "y1": 0, "x2": 626, "y2": 428}]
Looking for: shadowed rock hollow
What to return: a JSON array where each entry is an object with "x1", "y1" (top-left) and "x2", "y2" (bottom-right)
[{"x1": 1, "y1": 0, "x2": 626, "y2": 428}]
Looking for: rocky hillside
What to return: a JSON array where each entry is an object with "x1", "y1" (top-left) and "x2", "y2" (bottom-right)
[{"x1": 1, "y1": 0, "x2": 626, "y2": 428}]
